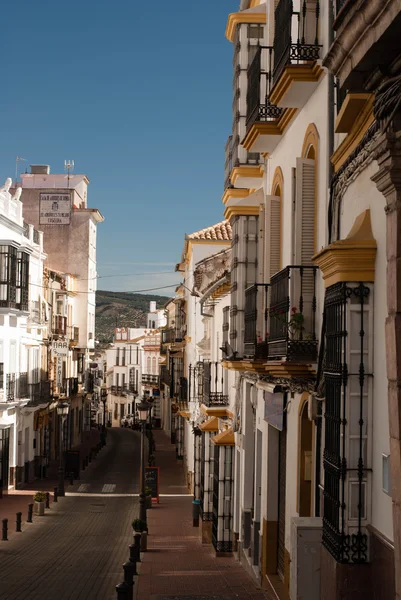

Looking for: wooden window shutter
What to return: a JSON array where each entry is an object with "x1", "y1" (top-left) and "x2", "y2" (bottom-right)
[
  {"x1": 264, "y1": 195, "x2": 281, "y2": 282},
  {"x1": 295, "y1": 158, "x2": 315, "y2": 266}
]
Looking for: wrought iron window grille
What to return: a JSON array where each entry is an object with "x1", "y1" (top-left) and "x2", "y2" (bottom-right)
[{"x1": 322, "y1": 281, "x2": 371, "y2": 564}]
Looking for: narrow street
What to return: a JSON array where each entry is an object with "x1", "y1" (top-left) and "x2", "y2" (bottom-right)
[{"x1": 0, "y1": 428, "x2": 140, "y2": 600}]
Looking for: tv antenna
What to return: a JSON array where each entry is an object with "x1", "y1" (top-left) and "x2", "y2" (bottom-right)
[
  {"x1": 15, "y1": 156, "x2": 26, "y2": 183},
  {"x1": 64, "y1": 160, "x2": 74, "y2": 188}
]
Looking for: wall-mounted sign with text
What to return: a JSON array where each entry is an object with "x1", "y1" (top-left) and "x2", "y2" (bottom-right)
[
  {"x1": 52, "y1": 340, "x2": 69, "y2": 356},
  {"x1": 39, "y1": 193, "x2": 71, "y2": 225}
]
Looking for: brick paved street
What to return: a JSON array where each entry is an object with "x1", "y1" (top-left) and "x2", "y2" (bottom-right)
[
  {"x1": 0, "y1": 427, "x2": 140, "y2": 599},
  {"x1": 137, "y1": 430, "x2": 278, "y2": 600}
]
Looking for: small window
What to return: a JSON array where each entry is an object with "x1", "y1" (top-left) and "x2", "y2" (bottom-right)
[
  {"x1": 383, "y1": 454, "x2": 392, "y2": 496},
  {"x1": 247, "y1": 25, "x2": 263, "y2": 39}
]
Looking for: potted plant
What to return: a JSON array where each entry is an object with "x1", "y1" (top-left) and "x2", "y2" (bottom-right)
[
  {"x1": 132, "y1": 519, "x2": 147, "y2": 533},
  {"x1": 145, "y1": 486, "x2": 152, "y2": 508},
  {"x1": 33, "y1": 491, "x2": 47, "y2": 516}
]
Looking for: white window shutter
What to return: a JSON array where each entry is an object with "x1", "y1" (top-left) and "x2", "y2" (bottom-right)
[
  {"x1": 295, "y1": 157, "x2": 315, "y2": 266},
  {"x1": 264, "y1": 195, "x2": 281, "y2": 282}
]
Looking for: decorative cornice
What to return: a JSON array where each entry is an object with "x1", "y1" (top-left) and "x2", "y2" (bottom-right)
[
  {"x1": 314, "y1": 209, "x2": 377, "y2": 288},
  {"x1": 224, "y1": 205, "x2": 260, "y2": 221}
]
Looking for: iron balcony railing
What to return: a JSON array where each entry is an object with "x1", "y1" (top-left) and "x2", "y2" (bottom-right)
[
  {"x1": 142, "y1": 374, "x2": 159, "y2": 385},
  {"x1": 53, "y1": 315, "x2": 67, "y2": 336},
  {"x1": 22, "y1": 221, "x2": 29, "y2": 238},
  {"x1": 27, "y1": 380, "x2": 52, "y2": 404},
  {"x1": 244, "y1": 284, "x2": 270, "y2": 360},
  {"x1": 67, "y1": 326, "x2": 79, "y2": 346},
  {"x1": 161, "y1": 327, "x2": 175, "y2": 344},
  {"x1": 62, "y1": 377, "x2": 79, "y2": 397},
  {"x1": 246, "y1": 46, "x2": 283, "y2": 131},
  {"x1": 273, "y1": 0, "x2": 321, "y2": 85},
  {"x1": 160, "y1": 366, "x2": 172, "y2": 387},
  {"x1": 203, "y1": 361, "x2": 229, "y2": 407},
  {"x1": 268, "y1": 265, "x2": 318, "y2": 361},
  {"x1": 6, "y1": 373, "x2": 16, "y2": 402},
  {"x1": 160, "y1": 343, "x2": 167, "y2": 355}
]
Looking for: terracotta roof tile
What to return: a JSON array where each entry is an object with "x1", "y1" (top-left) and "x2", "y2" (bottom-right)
[{"x1": 187, "y1": 220, "x2": 232, "y2": 242}]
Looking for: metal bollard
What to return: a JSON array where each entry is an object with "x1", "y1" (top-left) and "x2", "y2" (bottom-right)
[
  {"x1": 2, "y1": 518, "x2": 8, "y2": 541},
  {"x1": 123, "y1": 561, "x2": 134, "y2": 587},
  {"x1": 45, "y1": 492, "x2": 50, "y2": 509},
  {"x1": 16, "y1": 512, "x2": 22, "y2": 532},
  {"x1": 69, "y1": 473, "x2": 74, "y2": 486},
  {"x1": 133, "y1": 533, "x2": 141, "y2": 563},
  {"x1": 115, "y1": 581, "x2": 131, "y2": 599},
  {"x1": 53, "y1": 487, "x2": 58, "y2": 503},
  {"x1": 27, "y1": 504, "x2": 33, "y2": 523},
  {"x1": 128, "y1": 544, "x2": 138, "y2": 575}
]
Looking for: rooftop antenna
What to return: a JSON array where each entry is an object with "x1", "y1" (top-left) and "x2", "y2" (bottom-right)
[
  {"x1": 64, "y1": 160, "x2": 74, "y2": 188},
  {"x1": 15, "y1": 156, "x2": 26, "y2": 184}
]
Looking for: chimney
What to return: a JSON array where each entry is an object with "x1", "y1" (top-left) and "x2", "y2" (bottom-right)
[
  {"x1": 150, "y1": 301, "x2": 157, "y2": 313},
  {"x1": 30, "y1": 165, "x2": 50, "y2": 175}
]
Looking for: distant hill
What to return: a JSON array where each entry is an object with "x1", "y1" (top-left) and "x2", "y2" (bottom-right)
[{"x1": 95, "y1": 290, "x2": 170, "y2": 342}]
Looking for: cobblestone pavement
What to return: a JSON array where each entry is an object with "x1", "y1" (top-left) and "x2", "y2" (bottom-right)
[
  {"x1": 0, "y1": 427, "x2": 140, "y2": 599},
  {"x1": 136, "y1": 430, "x2": 278, "y2": 600}
]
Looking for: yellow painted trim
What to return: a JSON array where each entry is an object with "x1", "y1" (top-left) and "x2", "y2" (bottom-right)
[
  {"x1": 224, "y1": 205, "x2": 260, "y2": 221},
  {"x1": 230, "y1": 165, "x2": 264, "y2": 185},
  {"x1": 264, "y1": 362, "x2": 316, "y2": 378},
  {"x1": 331, "y1": 96, "x2": 375, "y2": 172},
  {"x1": 269, "y1": 62, "x2": 324, "y2": 107},
  {"x1": 200, "y1": 416, "x2": 219, "y2": 432},
  {"x1": 225, "y1": 409, "x2": 234, "y2": 419},
  {"x1": 249, "y1": 0, "x2": 261, "y2": 6},
  {"x1": 211, "y1": 428, "x2": 235, "y2": 446},
  {"x1": 335, "y1": 93, "x2": 373, "y2": 134},
  {"x1": 242, "y1": 108, "x2": 297, "y2": 152},
  {"x1": 178, "y1": 410, "x2": 190, "y2": 419},
  {"x1": 313, "y1": 210, "x2": 377, "y2": 287},
  {"x1": 225, "y1": 12, "x2": 266, "y2": 42},
  {"x1": 222, "y1": 187, "x2": 251, "y2": 206},
  {"x1": 200, "y1": 404, "x2": 229, "y2": 418},
  {"x1": 211, "y1": 282, "x2": 231, "y2": 300}
]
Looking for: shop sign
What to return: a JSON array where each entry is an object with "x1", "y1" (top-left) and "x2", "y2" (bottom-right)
[{"x1": 264, "y1": 391, "x2": 285, "y2": 431}]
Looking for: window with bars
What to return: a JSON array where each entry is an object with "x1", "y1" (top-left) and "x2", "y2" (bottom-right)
[
  {"x1": 16, "y1": 252, "x2": 29, "y2": 311},
  {"x1": 322, "y1": 281, "x2": 372, "y2": 564},
  {"x1": 0, "y1": 246, "x2": 17, "y2": 308}
]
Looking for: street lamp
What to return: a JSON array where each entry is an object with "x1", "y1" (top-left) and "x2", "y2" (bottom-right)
[
  {"x1": 137, "y1": 399, "x2": 150, "y2": 524},
  {"x1": 57, "y1": 401, "x2": 70, "y2": 497},
  {"x1": 101, "y1": 386, "x2": 107, "y2": 432}
]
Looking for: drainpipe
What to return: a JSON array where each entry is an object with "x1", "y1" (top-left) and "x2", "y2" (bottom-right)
[{"x1": 327, "y1": 1, "x2": 335, "y2": 245}]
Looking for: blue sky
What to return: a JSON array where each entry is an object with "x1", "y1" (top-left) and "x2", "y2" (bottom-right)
[{"x1": 1, "y1": 0, "x2": 235, "y2": 296}]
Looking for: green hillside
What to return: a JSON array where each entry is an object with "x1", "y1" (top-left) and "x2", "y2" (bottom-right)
[{"x1": 96, "y1": 290, "x2": 170, "y2": 342}]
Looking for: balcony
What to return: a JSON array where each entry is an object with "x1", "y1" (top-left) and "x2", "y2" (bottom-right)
[
  {"x1": 269, "y1": 0, "x2": 322, "y2": 109},
  {"x1": 161, "y1": 327, "x2": 175, "y2": 344},
  {"x1": 6, "y1": 374, "x2": 16, "y2": 402},
  {"x1": 142, "y1": 374, "x2": 159, "y2": 386},
  {"x1": 27, "y1": 380, "x2": 52, "y2": 404},
  {"x1": 62, "y1": 377, "x2": 79, "y2": 397},
  {"x1": 160, "y1": 366, "x2": 172, "y2": 387},
  {"x1": 68, "y1": 326, "x2": 79, "y2": 347},
  {"x1": 129, "y1": 384, "x2": 138, "y2": 395},
  {"x1": 203, "y1": 362, "x2": 229, "y2": 408},
  {"x1": 244, "y1": 284, "x2": 270, "y2": 360},
  {"x1": 268, "y1": 265, "x2": 318, "y2": 362},
  {"x1": 242, "y1": 46, "x2": 288, "y2": 155},
  {"x1": 160, "y1": 343, "x2": 167, "y2": 355},
  {"x1": 53, "y1": 315, "x2": 67, "y2": 336}
]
